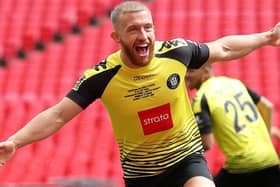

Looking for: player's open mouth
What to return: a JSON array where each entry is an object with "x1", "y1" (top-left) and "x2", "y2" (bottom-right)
[{"x1": 135, "y1": 44, "x2": 149, "y2": 56}]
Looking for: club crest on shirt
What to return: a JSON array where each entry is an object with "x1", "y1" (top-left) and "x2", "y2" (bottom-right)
[{"x1": 167, "y1": 73, "x2": 180, "y2": 89}]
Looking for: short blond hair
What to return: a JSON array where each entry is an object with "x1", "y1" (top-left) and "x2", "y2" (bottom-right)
[{"x1": 110, "y1": 1, "x2": 151, "y2": 30}]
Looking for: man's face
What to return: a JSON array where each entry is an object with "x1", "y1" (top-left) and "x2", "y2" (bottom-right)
[
  {"x1": 112, "y1": 10, "x2": 155, "y2": 68},
  {"x1": 185, "y1": 69, "x2": 204, "y2": 90}
]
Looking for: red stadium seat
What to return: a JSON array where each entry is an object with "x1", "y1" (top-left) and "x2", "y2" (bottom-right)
[
  {"x1": 21, "y1": 51, "x2": 44, "y2": 97},
  {"x1": 39, "y1": 43, "x2": 63, "y2": 99},
  {"x1": 77, "y1": 27, "x2": 101, "y2": 70},
  {"x1": 22, "y1": 0, "x2": 45, "y2": 45}
]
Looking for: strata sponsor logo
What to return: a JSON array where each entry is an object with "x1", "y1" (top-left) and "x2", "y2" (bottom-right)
[
  {"x1": 167, "y1": 73, "x2": 180, "y2": 89},
  {"x1": 138, "y1": 103, "x2": 173, "y2": 135},
  {"x1": 144, "y1": 114, "x2": 169, "y2": 125}
]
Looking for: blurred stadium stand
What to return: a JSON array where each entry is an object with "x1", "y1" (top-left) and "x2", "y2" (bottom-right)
[{"x1": 0, "y1": 0, "x2": 279, "y2": 186}]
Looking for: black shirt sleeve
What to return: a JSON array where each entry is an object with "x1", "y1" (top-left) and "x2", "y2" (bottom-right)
[
  {"x1": 155, "y1": 39, "x2": 209, "y2": 68},
  {"x1": 186, "y1": 40, "x2": 209, "y2": 69},
  {"x1": 194, "y1": 94, "x2": 212, "y2": 134},
  {"x1": 66, "y1": 63, "x2": 121, "y2": 109},
  {"x1": 246, "y1": 86, "x2": 261, "y2": 104}
]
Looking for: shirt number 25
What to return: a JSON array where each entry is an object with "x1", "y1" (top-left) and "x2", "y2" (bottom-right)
[{"x1": 224, "y1": 92, "x2": 259, "y2": 133}]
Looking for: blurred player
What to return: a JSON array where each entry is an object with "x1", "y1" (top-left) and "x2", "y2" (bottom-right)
[{"x1": 186, "y1": 64, "x2": 280, "y2": 187}]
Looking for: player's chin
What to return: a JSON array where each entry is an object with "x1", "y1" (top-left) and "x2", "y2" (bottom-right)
[
  {"x1": 133, "y1": 55, "x2": 150, "y2": 66},
  {"x1": 136, "y1": 60, "x2": 150, "y2": 67}
]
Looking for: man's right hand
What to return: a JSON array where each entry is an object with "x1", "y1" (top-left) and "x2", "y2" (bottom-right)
[{"x1": 0, "y1": 140, "x2": 16, "y2": 167}]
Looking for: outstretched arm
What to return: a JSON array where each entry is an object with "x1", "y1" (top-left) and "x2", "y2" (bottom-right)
[
  {"x1": 0, "y1": 97, "x2": 83, "y2": 167},
  {"x1": 206, "y1": 22, "x2": 280, "y2": 64}
]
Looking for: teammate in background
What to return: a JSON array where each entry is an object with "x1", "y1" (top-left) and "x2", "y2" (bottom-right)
[
  {"x1": 186, "y1": 64, "x2": 280, "y2": 187},
  {"x1": 0, "y1": 1, "x2": 280, "y2": 187}
]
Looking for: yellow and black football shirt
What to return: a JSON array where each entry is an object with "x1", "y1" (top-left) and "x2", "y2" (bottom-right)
[
  {"x1": 67, "y1": 39, "x2": 209, "y2": 178},
  {"x1": 192, "y1": 76, "x2": 279, "y2": 173}
]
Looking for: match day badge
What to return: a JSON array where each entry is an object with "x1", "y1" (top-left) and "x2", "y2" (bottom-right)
[{"x1": 167, "y1": 73, "x2": 180, "y2": 89}]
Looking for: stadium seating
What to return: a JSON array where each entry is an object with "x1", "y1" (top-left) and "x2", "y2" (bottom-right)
[{"x1": 0, "y1": 0, "x2": 279, "y2": 186}]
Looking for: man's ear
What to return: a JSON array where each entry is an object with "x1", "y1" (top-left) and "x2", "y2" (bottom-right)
[
  {"x1": 201, "y1": 66, "x2": 211, "y2": 81},
  {"x1": 111, "y1": 32, "x2": 120, "y2": 43}
]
